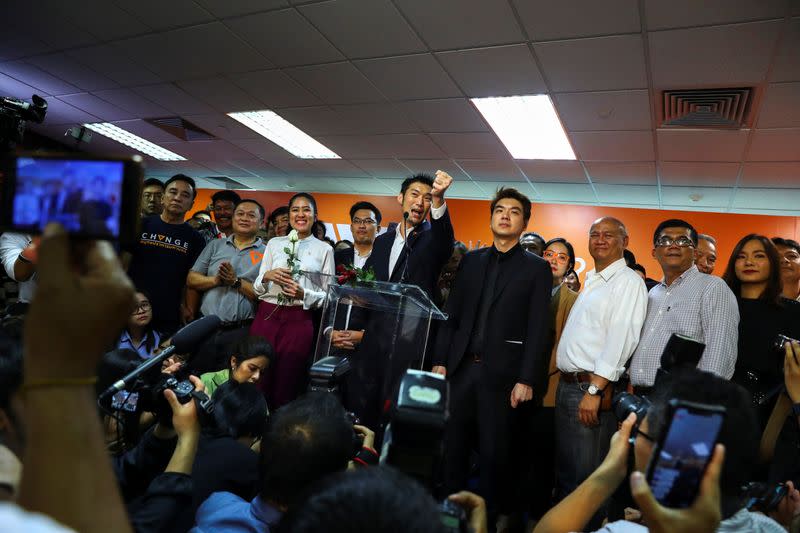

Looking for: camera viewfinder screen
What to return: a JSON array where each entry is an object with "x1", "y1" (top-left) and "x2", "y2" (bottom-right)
[
  {"x1": 649, "y1": 407, "x2": 724, "y2": 508},
  {"x1": 12, "y1": 157, "x2": 124, "y2": 237}
]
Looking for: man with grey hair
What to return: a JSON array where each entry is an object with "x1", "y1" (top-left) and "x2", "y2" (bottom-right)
[
  {"x1": 695, "y1": 233, "x2": 718, "y2": 275},
  {"x1": 554, "y1": 216, "x2": 648, "y2": 527}
]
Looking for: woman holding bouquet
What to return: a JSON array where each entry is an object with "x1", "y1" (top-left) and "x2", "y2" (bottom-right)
[{"x1": 250, "y1": 192, "x2": 334, "y2": 408}]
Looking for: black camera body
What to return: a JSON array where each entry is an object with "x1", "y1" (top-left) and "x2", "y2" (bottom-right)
[
  {"x1": 741, "y1": 482, "x2": 787, "y2": 513},
  {"x1": 308, "y1": 356, "x2": 352, "y2": 398},
  {"x1": 612, "y1": 391, "x2": 651, "y2": 425},
  {"x1": 108, "y1": 373, "x2": 213, "y2": 428},
  {"x1": 0, "y1": 94, "x2": 47, "y2": 149}
]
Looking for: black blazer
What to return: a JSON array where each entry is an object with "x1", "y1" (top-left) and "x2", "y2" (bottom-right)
[
  {"x1": 364, "y1": 208, "x2": 454, "y2": 299},
  {"x1": 334, "y1": 247, "x2": 355, "y2": 269},
  {"x1": 433, "y1": 246, "x2": 553, "y2": 398}
]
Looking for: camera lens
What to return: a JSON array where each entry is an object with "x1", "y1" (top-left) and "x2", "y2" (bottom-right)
[{"x1": 611, "y1": 392, "x2": 648, "y2": 422}]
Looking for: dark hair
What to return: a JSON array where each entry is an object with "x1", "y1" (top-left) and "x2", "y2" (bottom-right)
[
  {"x1": 129, "y1": 288, "x2": 158, "y2": 355},
  {"x1": 565, "y1": 269, "x2": 581, "y2": 291},
  {"x1": 653, "y1": 219, "x2": 698, "y2": 247},
  {"x1": 312, "y1": 221, "x2": 327, "y2": 238},
  {"x1": 632, "y1": 263, "x2": 646, "y2": 276},
  {"x1": 289, "y1": 192, "x2": 317, "y2": 215},
  {"x1": 349, "y1": 201, "x2": 382, "y2": 225},
  {"x1": 647, "y1": 369, "x2": 759, "y2": 519},
  {"x1": 334, "y1": 240, "x2": 354, "y2": 250},
  {"x1": 698, "y1": 233, "x2": 717, "y2": 246},
  {"x1": 212, "y1": 381, "x2": 268, "y2": 439},
  {"x1": 722, "y1": 234, "x2": 783, "y2": 305},
  {"x1": 623, "y1": 249, "x2": 636, "y2": 268},
  {"x1": 96, "y1": 349, "x2": 151, "y2": 449},
  {"x1": 400, "y1": 173, "x2": 434, "y2": 195},
  {"x1": 192, "y1": 210, "x2": 211, "y2": 219},
  {"x1": 772, "y1": 237, "x2": 800, "y2": 256},
  {"x1": 522, "y1": 231, "x2": 545, "y2": 244},
  {"x1": 142, "y1": 177, "x2": 165, "y2": 190},
  {"x1": 211, "y1": 190, "x2": 242, "y2": 205},
  {"x1": 276, "y1": 467, "x2": 443, "y2": 533},
  {"x1": 269, "y1": 206, "x2": 289, "y2": 224},
  {"x1": 259, "y1": 393, "x2": 354, "y2": 508},
  {"x1": 164, "y1": 174, "x2": 197, "y2": 198},
  {"x1": 545, "y1": 237, "x2": 576, "y2": 272},
  {"x1": 230, "y1": 336, "x2": 274, "y2": 369},
  {"x1": 237, "y1": 199, "x2": 266, "y2": 221},
  {"x1": 490, "y1": 187, "x2": 532, "y2": 223}
]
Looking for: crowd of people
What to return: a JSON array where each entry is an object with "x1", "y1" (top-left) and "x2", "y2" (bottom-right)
[{"x1": 2, "y1": 169, "x2": 800, "y2": 533}]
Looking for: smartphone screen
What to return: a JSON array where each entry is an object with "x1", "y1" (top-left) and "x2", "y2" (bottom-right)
[
  {"x1": 12, "y1": 157, "x2": 125, "y2": 238},
  {"x1": 646, "y1": 403, "x2": 724, "y2": 508}
]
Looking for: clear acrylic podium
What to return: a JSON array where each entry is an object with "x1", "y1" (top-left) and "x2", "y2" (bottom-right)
[{"x1": 307, "y1": 272, "x2": 447, "y2": 425}]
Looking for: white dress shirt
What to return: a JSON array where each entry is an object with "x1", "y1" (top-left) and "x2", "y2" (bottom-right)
[
  {"x1": 0, "y1": 232, "x2": 36, "y2": 302},
  {"x1": 556, "y1": 257, "x2": 648, "y2": 381},
  {"x1": 388, "y1": 203, "x2": 447, "y2": 277},
  {"x1": 253, "y1": 234, "x2": 335, "y2": 310},
  {"x1": 353, "y1": 248, "x2": 371, "y2": 269}
]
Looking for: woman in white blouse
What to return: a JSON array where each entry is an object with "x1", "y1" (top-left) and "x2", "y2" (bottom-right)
[{"x1": 250, "y1": 192, "x2": 334, "y2": 408}]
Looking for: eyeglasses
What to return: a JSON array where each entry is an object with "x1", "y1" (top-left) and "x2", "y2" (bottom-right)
[
  {"x1": 543, "y1": 250, "x2": 570, "y2": 264},
  {"x1": 133, "y1": 302, "x2": 152, "y2": 314},
  {"x1": 352, "y1": 218, "x2": 376, "y2": 226},
  {"x1": 655, "y1": 236, "x2": 695, "y2": 248}
]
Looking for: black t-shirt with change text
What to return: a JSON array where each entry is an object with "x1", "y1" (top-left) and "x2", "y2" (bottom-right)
[{"x1": 128, "y1": 216, "x2": 205, "y2": 333}]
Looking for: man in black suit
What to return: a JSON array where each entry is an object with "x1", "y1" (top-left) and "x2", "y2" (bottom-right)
[
  {"x1": 334, "y1": 201, "x2": 382, "y2": 270},
  {"x1": 432, "y1": 187, "x2": 552, "y2": 525}
]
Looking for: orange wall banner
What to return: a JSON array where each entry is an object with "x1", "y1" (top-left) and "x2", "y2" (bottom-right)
[{"x1": 193, "y1": 188, "x2": 800, "y2": 282}]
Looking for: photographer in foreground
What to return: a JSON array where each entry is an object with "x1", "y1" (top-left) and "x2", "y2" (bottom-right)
[{"x1": 534, "y1": 369, "x2": 787, "y2": 533}]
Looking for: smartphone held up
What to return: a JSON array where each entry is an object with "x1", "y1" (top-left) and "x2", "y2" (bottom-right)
[{"x1": 0, "y1": 153, "x2": 143, "y2": 245}]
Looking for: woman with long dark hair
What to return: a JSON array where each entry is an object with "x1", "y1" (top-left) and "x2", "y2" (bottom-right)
[{"x1": 723, "y1": 234, "x2": 800, "y2": 429}]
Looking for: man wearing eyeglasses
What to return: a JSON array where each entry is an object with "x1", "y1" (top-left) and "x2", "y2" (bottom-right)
[
  {"x1": 628, "y1": 219, "x2": 739, "y2": 398},
  {"x1": 140, "y1": 178, "x2": 165, "y2": 218},
  {"x1": 335, "y1": 202, "x2": 382, "y2": 269}
]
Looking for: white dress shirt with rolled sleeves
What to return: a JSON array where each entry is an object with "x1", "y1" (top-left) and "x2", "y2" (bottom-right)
[
  {"x1": 388, "y1": 203, "x2": 447, "y2": 277},
  {"x1": 556, "y1": 257, "x2": 648, "y2": 382}
]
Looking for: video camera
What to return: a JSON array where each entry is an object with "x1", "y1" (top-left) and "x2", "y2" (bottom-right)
[
  {"x1": 110, "y1": 373, "x2": 214, "y2": 427},
  {"x1": 0, "y1": 94, "x2": 47, "y2": 149}
]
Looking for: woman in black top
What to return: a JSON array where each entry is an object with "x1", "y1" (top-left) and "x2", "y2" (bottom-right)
[{"x1": 723, "y1": 234, "x2": 800, "y2": 429}]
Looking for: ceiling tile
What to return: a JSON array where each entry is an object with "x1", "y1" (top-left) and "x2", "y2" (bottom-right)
[
  {"x1": 533, "y1": 182, "x2": 597, "y2": 203},
  {"x1": 661, "y1": 205, "x2": 728, "y2": 213},
  {"x1": 477, "y1": 181, "x2": 539, "y2": 199},
  {"x1": 279, "y1": 104, "x2": 417, "y2": 136},
  {"x1": 758, "y1": 83, "x2": 800, "y2": 128},
  {"x1": 0, "y1": 73, "x2": 48, "y2": 103},
  {"x1": 181, "y1": 113, "x2": 264, "y2": 140},
  {"x1": 570, "y1": 131, "x2": 655, "y2": 161},
  {"x1": 534, "y1": 35, "x2": 647, "y2": 92},
  {"x1": 355, "y1": 54, "x2": 462, "y2": 101},
  {"x1": 176, "y1": 77, "x2": 264, "y2": 112},
  {"x1": 659, "y1": 162, "x2": 741, "y2": 186},
  {"x1": 193, "y1": 0, "x2": 288, "y2": 17},
  {"x1": 229, "y1": 69, "x2": 322, "y2": 108},
  {"x1": 741, "y1": 162, "x2": 800, "y2": 187},
  {"x1": 732, "y1": 188, "x2": 800, "y2": 210},
  {"x1": 517, "y1": 160, "x2": 587, "y2": 182},
  {"x1": 159, "y1": 140, "x2": 256, "y2": 161},
  {"x1": 115, "y1": 23, "x2": 269, "y2": 80},
  {"x1": 456, "y1": 159, "x2": 526, "y2": 181},
  {"x1": 657, "y1": 130, "x2": 748, "y2": 161},
  {"x1": 649, "y1": 21, "x2": 781, "y2": 88},
  {"x1": 399, "y1": 98, "x2": 488, "y2": 133},
  {"x1": 645, "y1": 0, "x2": 786, "y2": 30},
  {"x1": 195, "y1": 161, "x2": 258, "y2": 177},
  {"x1": 318, "y1": 134, "x2": 446, "y2": 159},
  {"x1": 226, "y1": 159, "x2": 287, "y2": 178},
  {"x1": 227, "y1": 9, "x2": 344, "y2": 67},
  {"x1": 303, "y1": 159, "x2": 371, "y2": 177},
  {"x1": 334, "y1": 178, "x2": 395, "y2": 195},
  {"x1": 45, "y1": 97, "x2": 101, "y2": 125},
  {"x1": 442, "y1": 180, "x2": 490, "y2": 199},
  {"x1": 58, "y1": 93, "x2": 136, "y2": 122},
  {"x1": 394, "y1": 0, "x2": 524, "y2": 50},
  {"x1": 750, "y1": 129, "x2": 800, "y2": 161},
  {"x1": 661, "y1": 186, "x2": 733, "y2": 207},
  {"x1": 0, "y1": 61, "x2": 81, "y2": 96},
  {"x1": 429, "y1": 132, "x2": 509, "y2": 159},
  {"x1": 6, "y1": 3, "x2": 98, "y2": 49},
  {"x1": 26, "y1": 53, "x2": 118, "y2": 92},
  {"x1": 142, "y1": 161, "x2": 216, "y2": 178},
  {"x1": 45, "y1": 1, "x2": 150, "y2": 40},
  {"x1": 436, "y1": 44, "x2": 547, "y2": 97},
  {"x1": 228, "y1": 138, "x2": 294, "y2": 160},
  {"x1": 585, "y1": 162, "x2": 657, "y2": 184},
  {"x1": 595, "y1": 184, "x2": 659, "y2": 205},
  {"x1": 285, "y1": 62, "x2": 385, "y2": 104},
  {"x1": 67, "y1": 45, "x2": 162, "y2": 86},
  {"x1": 108, "y1": 119, "x2": 183, "y2": 143},
  {"x1": 350, "y1": 159, "x2": 410, "y2": 179},
  {"x1": 91, "y1": 88, "x2": 171, "y2": 117},
  {"x1": 0, "y1": 26, "x2": 54, "y2": 61},
  {"x1": 555, "y1": 90, "x2": 651, "y2": 131},
  {"x1": 400, "y1": 160, "x2": 470, "y2": 180},
  {"x1": 514, "y1": 0, "x2": 640, "y2": 41},
  {"x1": 771, "y1": 18, "x2": 800, "y2": 82},
  {"x1": 131, "y1": 83, "x2": 215, "y2": 115},
  {"x1": 299, "y1": 0, "x2": 426, "y2": 59},
  {"x1": 113, "y1": 0, "x2": 215, "y2": 30}
]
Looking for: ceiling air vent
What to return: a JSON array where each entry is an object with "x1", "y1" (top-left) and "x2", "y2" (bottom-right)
[
  {"x1": 204, "y1": 176, "x2": 253, "y2": 190},
  {"x1": 660, "y1": 88, "x2": 754, "y2": 129},
  {"x1": 146, "y1": 117, "x2": 216, "y2": 141}
]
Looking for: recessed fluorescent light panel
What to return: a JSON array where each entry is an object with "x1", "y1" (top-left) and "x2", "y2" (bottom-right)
[
  {"x1": 82, "y1": 123, "x2": 186, "y2": 161},
  {"x1": 227, "y1": 110, "x2": 340, "y2": 159},
  {"x1": 471, "y1": 95, "x2": 576, "y2": 160}
]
